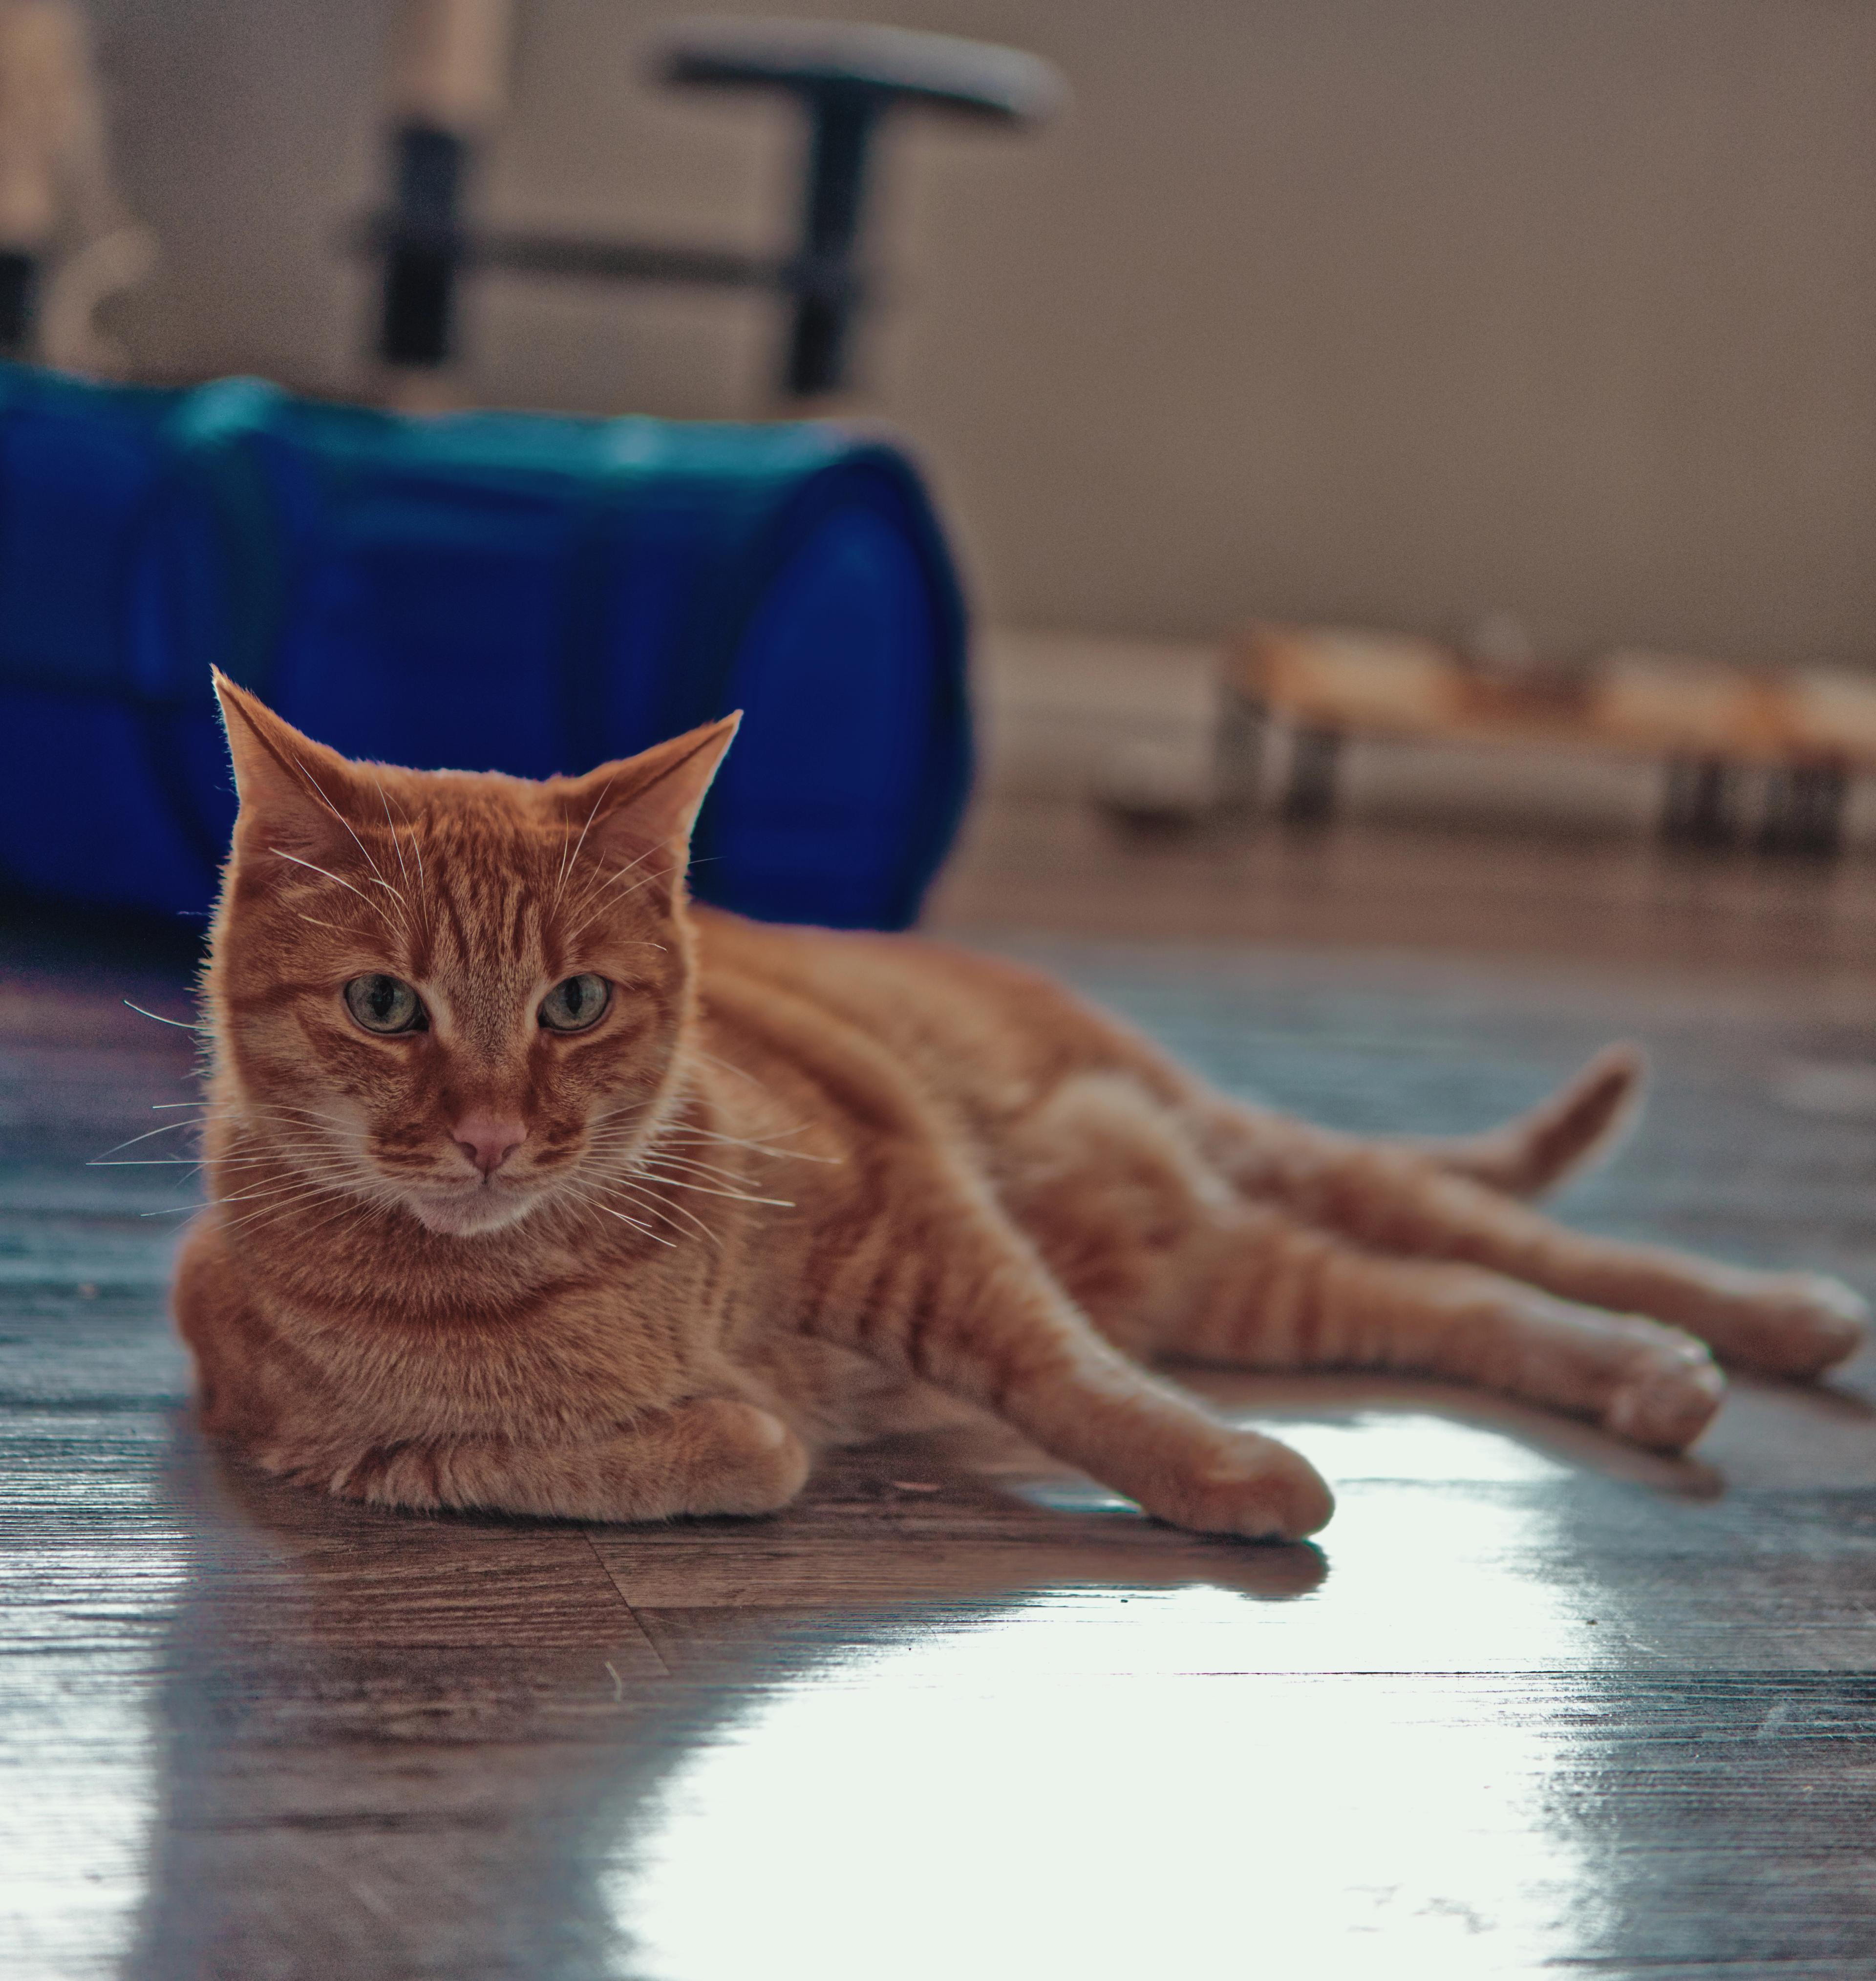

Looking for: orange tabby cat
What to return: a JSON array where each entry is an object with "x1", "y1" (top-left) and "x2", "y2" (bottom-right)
[{"x1": 173, "y1": 674, "x2": 1868, "y2": 1541}]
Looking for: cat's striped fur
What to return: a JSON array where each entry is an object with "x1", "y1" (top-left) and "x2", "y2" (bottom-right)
[{"x1": 173, "y1": 677, "x2": 1867, "y2": 1539}]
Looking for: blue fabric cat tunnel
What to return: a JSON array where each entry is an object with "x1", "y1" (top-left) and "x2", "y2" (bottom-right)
[{"x1": 0, "y1": 364, "x2": 971, "y2": 930}]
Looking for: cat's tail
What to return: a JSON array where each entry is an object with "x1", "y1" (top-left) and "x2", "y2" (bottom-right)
[{"x1": 1403, "y1": 1044, "x2": 1644, "y2": 1199}]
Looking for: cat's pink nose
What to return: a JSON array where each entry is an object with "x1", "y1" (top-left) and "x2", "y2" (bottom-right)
[{"x1": 452, "y1": 1116, "x2": 527, "y2": 1177}]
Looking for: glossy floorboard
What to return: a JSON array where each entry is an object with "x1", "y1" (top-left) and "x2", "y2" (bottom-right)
[
  {"x1": 6, "y1": 852, "x2": 1876, "y2": 1980},
  {"x1": 929, "y1": 792, "x2": 1876, "y2": 980}
]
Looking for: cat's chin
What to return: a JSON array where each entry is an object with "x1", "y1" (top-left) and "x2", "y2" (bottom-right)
[{"x1": 404, "y1": 1188, "x2": 541, "y2": 1237}]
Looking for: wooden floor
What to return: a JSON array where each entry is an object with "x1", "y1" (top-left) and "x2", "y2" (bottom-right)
[{"x1": 7, "y1": 810, "x2": 1876, "y2": 1980}]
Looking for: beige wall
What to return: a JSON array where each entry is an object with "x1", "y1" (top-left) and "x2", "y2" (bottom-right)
[{"x1": 89, "y1": 0, "x2": 1876, "y2": 666}]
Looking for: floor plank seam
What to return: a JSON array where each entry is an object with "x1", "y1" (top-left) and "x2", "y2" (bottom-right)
[{"x1": 580, "y1": 1528, "x2": 672, "y2": 1676}]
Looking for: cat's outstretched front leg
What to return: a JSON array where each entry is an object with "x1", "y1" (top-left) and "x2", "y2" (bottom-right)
[
  {"x1": 310, "y1": 1396, "x2": 810, "y2": 1523},
  {"x1": 810, "y1": 1173, "x2": 1335, "y2": 1542},
  {"x1": 707, "y1": 972, "x2": 1333, "y2": 1541}
]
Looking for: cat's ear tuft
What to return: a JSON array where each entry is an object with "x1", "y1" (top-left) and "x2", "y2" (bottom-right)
[
  {"x1": 554, "y1": 714, "x2": 741, "y2": 902},
  {"x1": 212, "y1": 670, "x2": 371, "y2": 857}
]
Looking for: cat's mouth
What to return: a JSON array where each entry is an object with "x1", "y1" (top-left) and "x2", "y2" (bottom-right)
[{"x1": 402, "y1": 1176, "x2": 542, "y2": 1237}]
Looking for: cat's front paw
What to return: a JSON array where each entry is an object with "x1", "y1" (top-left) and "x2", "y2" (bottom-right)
[
  {"x1": 1140, "y1": 1428, "x2": 1335, "y2": 1542},
  {"x1": 676, "y1": 1398, "x2": 811, "y2": 1516}
]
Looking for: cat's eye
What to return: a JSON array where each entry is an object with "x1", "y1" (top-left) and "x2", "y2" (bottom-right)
[
  {"x1": 539, "y1": 974, "x2": 611, "y2": 1033},
  {"x1": 343, "y1": 974, "x2": 426, "y2": 1035}
]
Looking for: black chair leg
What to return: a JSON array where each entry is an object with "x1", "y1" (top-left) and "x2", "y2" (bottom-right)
[
  {"x1": 784, "y1": 92, "x2": 879, "y2": 396},
  {"x1": 0, "y1": 249, "x2": 34, "y2": 356},
  {"x1": 1761, "y1": 764, "x2": 1847, "y2": 857},
  {"x1": 379, "y1": 124, "x2": 468, "y2": 367},
  {"x1": 1283, "y1": 725, "x2": 1341, "y2": 824},
  {"x1": 1213, "y1": 690, "x2": 1263, "y2": 816},
  {"x1": 1661, "y1": 756, "x2": 1740, "y2": 847}
]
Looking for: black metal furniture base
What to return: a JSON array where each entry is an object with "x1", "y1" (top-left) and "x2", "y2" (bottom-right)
[
  {"x1": 1661, "y1": 756, "x2": 1848, "y2": 858},
  {"x1": 1282, "y1": 724, "x2": 1343, "y2": 824},
  {"x1": 0, "y1": 250, "x2": 36, "y2": 357},
  {"x1": 1235, "y1": 733, "x2": 1855, "y2": 858},
  {"x1": 365, "y1": 20, "x2": 1062, "y2": 396},
  {"x1": 1759, "y1": 763, "x2": 1848, "y2": 857},
  {"x1": 1661, "y1": 756, "x2": 1744, "y2": 848}
]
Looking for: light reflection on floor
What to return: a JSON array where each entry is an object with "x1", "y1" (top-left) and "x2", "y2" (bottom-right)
[
  {"x1": 614, "y1": 1414, "x2": 1601, "y2": 1980},
  {"x1": 0, "y1": 1529, "x2": 185, "y2": 1977}
]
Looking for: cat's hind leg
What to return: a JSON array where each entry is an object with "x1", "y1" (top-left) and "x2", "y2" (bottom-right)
[
  {"x1": 1176, "y1": 1211, "x2": 1725, "y2": 1453},
  {"x1": 1197, "y1": 1102, "x2": 1866, "y2": 1381},
  {"x1": 995, "y1": 1072, "x2": 1723, "y2": 1451}
]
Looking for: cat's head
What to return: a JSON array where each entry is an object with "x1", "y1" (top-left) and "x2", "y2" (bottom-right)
[{"x1": 203, "y1": 672, "x2": 738, "y2": 1238}]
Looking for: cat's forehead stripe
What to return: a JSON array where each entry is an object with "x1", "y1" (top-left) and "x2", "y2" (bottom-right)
[{"x1": 242, "y1": 795, "x2": 656, "y2": 989}]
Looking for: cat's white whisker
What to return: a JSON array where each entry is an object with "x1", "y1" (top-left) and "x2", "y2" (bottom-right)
[
  {"x1": 210, "y1": 1174, "x2": 367, "y2": 1214},
  {"x1": 554, "y1": 775, "x2": 618, "y2": 912},
  {"x1": 123, "y1": 1000, "x2": 208, "y2": 1034},
  {"x1": 635, "y1": 1147, "x2": 766, "y2": 1190},
  {"x1": 291, "y1": 753, "x2": 413, "y2": 935},
  {"x1": 216, "y1": 1184, "x2": 357, "y2": 1236},
  {"x1": 268, "y1": 849, "x2": 404, "y2": 933},
  {"x1": 381, "y1": 781, "x2": 428, "y2": 904},
  {"x1": 218, "y1": 1169, "x2": 391, "y2": 1241},
  {"x1": 559, "y1": 1183, "x2": 678, "y2": 1248},
  {"x1": 585, "y1": 1104, "x2": 655, "y2": 1129},
  {"x1": 571, "y1": 860, "x2": 661, "y2": 912},
  {"x1": 90, "y1": 1117, "x2": 215, "y2": 1160},
  {"x1": 150, "y1": 1099, "x2": 348, "y2": 1126},
  {"x1": 601, "y1": 1162, "x2": 716, "y2": 1214},
  {"x1": 662, "y1": 1129, "x2": 833, "y2": 1167},
  {"x1": 660, "y1": 1117, "x2": 838, "y2": 1164},
  {"x1": 186, "y1": 1157, "x2": 366, "y2": 1196},
  {"x1": 372, "y1": 778, "x2": 425, "y2": 934},
  {"x1": 235, "y1": 1199, "x2": 370, "y2": 1245},
  {"x1": 627, "y1": 1161, "x2": 792, "y2": 1209},
  {"x1": 206, "y1": 1149, "x2": 368, "y2": 1178},
  {"x1": 210, "y1": 1181, "x2": 353, "y2": 1215},
  {"x1": 566, "y1": 832, "x2": 660, "y2": 906},
  {"x1": 678, "y1": 1044, "x2": 781, "y2": 1100},
  {"x1": 562, "y1": 842, "x2": 670, "y2": 937},
  {"x1": 589, "y1": 1179, "x2": 718, "y2": 1250}
]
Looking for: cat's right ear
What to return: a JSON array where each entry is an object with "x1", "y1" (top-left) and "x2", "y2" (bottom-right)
[{"x1": 212, "y1": 670, "x2": 372, "y2": 863}]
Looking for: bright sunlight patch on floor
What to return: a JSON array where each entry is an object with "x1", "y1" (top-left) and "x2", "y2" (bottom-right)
[{"x1": 613, "y1": 1411, "x2": 1604, "y2": 1980}]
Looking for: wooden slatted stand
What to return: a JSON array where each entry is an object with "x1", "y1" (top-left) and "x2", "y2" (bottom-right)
[{"x1": 1227, "y1": 625, "x2": 1876, "y2": 854}]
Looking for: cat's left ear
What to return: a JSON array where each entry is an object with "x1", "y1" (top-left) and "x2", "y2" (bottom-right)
[
  {"x1": 211, "y1": 669, "x2": 375, "y2": 862},
  {"x1": 550, "y1": 713, "x2": 741, "y2": 900}
]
